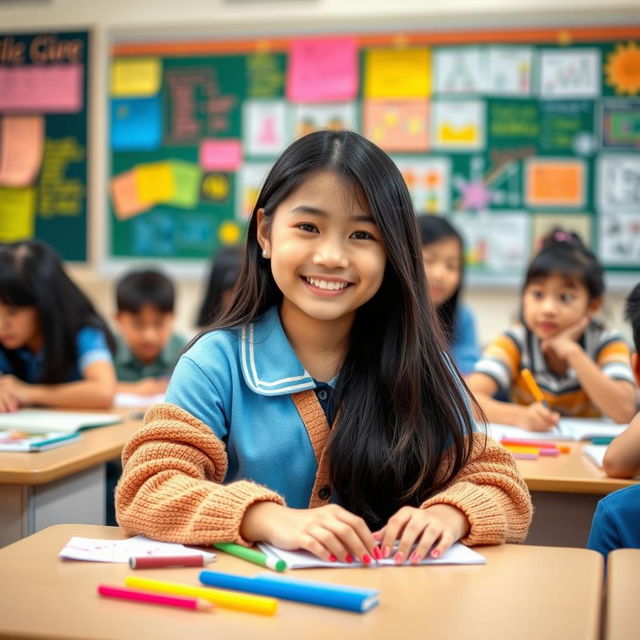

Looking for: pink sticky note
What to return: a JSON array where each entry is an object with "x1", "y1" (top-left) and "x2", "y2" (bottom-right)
[
  {"x1": 0, "y1": 116, "x2": 45, "y2": 187},
  {"x1": 287, "y1": 37, "x2": 358, "y2": 103},
  {"x1": 199, "y1": 139, "x2": 242, "y2": 171},
  {"x1": 110, "y1": 170, "x2": 152, "y2": 220},
  {"x1": 0, "y1": 64, "x2": 83, "y2": 113}
]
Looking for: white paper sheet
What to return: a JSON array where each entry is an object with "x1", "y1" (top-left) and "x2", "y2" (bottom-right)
[
  {"x1": 583, "y1": 445, "x2": 607, "y2": 469},
  {"x1": 114, "y1": 392, "x2": 165, "y2": 408},
  {"x1": 257, "y1": 541, "x2": 486, "y2": 569},
  {"x1": 59, "y1": 535, "x2": 215, "y2": 564}
]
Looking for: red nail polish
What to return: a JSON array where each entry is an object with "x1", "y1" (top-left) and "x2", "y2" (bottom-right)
[
  {"x1": 362, "y1": 554, "x2": 372, "y2": 565},
  {"x1": 372, "y1": 546, "x2": 383, "y2": 560},
  {"x1": 410, "y1": 551, "x2": 421, "y2": 564},
  {"x1": 328, "y1": 554, "x2": 337, "y2": 562},
  {"x1": 431, "y1": 549, "x2": 441, "y2": 559},
  {"x1": 345, "y1": 554, "x2": 354, "y2": 564},
  {"x1": 382, "y1": 545, "x2": 391, "y2": 558},
  {"x1": 394, "y1": 551, "x2": 404, "y2": 564}
]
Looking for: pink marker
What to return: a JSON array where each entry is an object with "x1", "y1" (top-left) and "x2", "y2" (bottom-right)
[{"x1": 97, "y1": 584, "x2": 212, "y2": 612}]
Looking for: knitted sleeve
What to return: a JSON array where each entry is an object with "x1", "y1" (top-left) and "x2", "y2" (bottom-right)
[
  {"x1": 421, "y1": 433, "x2": 532, "y2": 545},
  {"x1": 115, "y1": 402, "x2": 285, "y2": 545}
]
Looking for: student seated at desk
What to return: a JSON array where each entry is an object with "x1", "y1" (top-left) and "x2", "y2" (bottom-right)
[
  {"x1": 467, "y1": 229, "x2": 636, "y2": 432},
  {"x1": 0, "y1": 240, "x2": 116, "y2": 412},
  {"x1": 116, "y1": 131, "x2": 532, "y2": 564},
  {"x1": 114, "y1": 269, "x2": 186, "y2": 397}
]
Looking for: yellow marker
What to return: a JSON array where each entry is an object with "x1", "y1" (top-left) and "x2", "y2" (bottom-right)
[
  {"x1": 125, "y1": 576, "x2": 277, "y2": 616},
  {"x1": 502, "y1": 445, "x2": 540, "y2": 455},
  {"x1": 520, "y1": 369, "x2": 549, "y2": 407}
]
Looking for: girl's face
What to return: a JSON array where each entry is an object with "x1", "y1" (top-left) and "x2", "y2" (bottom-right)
[
  {"x1": 258, "y1": 171, "x2": 386, "y2": 329},
  {"x1": 0, "y1": 303, "x2": 41, "y2": 352},
  {"x1": 421, "y1": 236, "x2": 462, "y2": 307},
  {"x1": 522, "y1": 274, "x2": 600, "y2": 340}
]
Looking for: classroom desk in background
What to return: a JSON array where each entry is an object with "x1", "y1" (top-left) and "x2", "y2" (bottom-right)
[
  {"x1": 0, "y1": 411, "x2": 142, "y2": 547},
  {"x1": 514, "y1": 442, "x2": 638, "y2": 548},
  {"x1": 0, "y1": 524, "x2": 603, "y2": 640},
  {"x1": 606, "y1": 549, "x2": 638, "y2": 640}
]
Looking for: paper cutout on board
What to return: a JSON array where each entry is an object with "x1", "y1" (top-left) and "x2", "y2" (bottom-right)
[
  {"x1": 111, "y1": 96, "x2": 162, "y2": 151},
  {"x1": 243, "y1": 100, "x2": 288, "y2": 156},
  {"x1": 597, "y1": 154, "x2": 640, "y2": 212},
  {"x1": 110, "y1": 170, "x2": 152, "y2": 220},
  {"x1": 293, "y1": 103, "x2": 357, "y2": 139},
  {"x1": 166, "y1": 160, "x2": 202, "y2": 209},
  {"x1": 601, "y1": 98, "x2": 640, "y2": 149},
  {"x1": 287, "y1": 37, "x2": 358, "y2": 102},
  {"x1": 540, "y1": 100, "x2": 595, "y2": 154},
  {"x1": 236, "y1": 162, "x2": 271, "y2": 220},
  {"x1": 0, "y1": 116, "x2": 44, "y2": 187},
  {"x1": 392, "y1": 156, "x2": 451, "y2": 214},
  {"x1": 247, "y1": 53, "x2": 285, "y2": 98},
  {"x1": 134, "y1": 162, "x2": 176, "y2": 204},
  {"x1": 525, "y1": 158, "x2": 585, "y2": 208},
  {"x1": 364, "y1": 48, "x2": 431, "y2": 98},
  {"x1": 539, "y1": 48, "x2": 601, "y2": 99},
  {"x1": 599, "y1": 213, "x2": 640, "y2": 266},
  {"x1": 200, "y1": 139, "x2": 242, "y2": 171},
  {"x1": 111, "y1": 57, "x2": 162, "y2": 97},
  {"x1": 486, "y1": 46, "x2": 533, "y2": 96},
  {"x1": 605, "y1": 42, "x2": 640, "y2": 96},
  {"x1": 489, "y1": 100, "x2": 539, "y2": 143},
  {"x1": 434, "y1": 47, "x2": 485, "y2": 94},
  {"x1": 39, "y1": 137, "x2": 85, "y2": 217},
  {"x1": 0, "y1": 64, "x2": 83, "y2": 112},
  {"x1": 532, "y1": 213, "x2": 592, "y2": 252},
  {"x1": 453, "y1": 211, "x2": 529, "y2": 274},
  {"x1": 0, "y1": 187, "x2": 36, "y2": 242},
  {"x1": 218, "y1": 220, "x2": 242, "y2": 245},
  {"x1": 201, "y1": 172, "x2": 231, "y2": 204},
  {"x1": 431, "y1": 100, "x2": 485, "y2": 150},
  {"x1": 363, "y1": 100, "x2": 429, "y2": 152}
]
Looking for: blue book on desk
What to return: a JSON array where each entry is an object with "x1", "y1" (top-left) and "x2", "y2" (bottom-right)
[{"x1": 199, "y1": 570, "x2": 380, "y2": 613}]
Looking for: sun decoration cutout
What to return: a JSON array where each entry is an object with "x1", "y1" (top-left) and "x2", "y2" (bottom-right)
[{"x1": 605, "y1": 41, "x2": 640, "y2": 95}]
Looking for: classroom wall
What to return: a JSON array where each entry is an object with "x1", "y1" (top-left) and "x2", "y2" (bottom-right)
[{"x1": 1, "y1": 0, "x2": 637, "y2": 344}]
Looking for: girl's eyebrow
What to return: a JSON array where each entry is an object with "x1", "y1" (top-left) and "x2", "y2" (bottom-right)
[{"x1": 290, "y1": 205, "x2": 375, "y2": 223}]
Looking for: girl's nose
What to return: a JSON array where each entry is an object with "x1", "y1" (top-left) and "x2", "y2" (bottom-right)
[
  {"x1": 312, "y1": 241, "x2": 349, "y2": 269},
  {"x1": 541, "y1": 297, "x2": 557, "y2": 313}
]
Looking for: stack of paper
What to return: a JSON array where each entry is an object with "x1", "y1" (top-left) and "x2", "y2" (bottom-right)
[
  {"x1": 488, "y1": 418, "x2": 627, "y2": 442},
  {"x1": 0, "y1": 410, "x2": 121, "y2": 434},
  {"x1": 0, "y1": 430, "x2": 80, "y2": 452}
]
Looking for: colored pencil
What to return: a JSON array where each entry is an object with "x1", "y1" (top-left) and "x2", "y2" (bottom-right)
[
  {"x1": 520, "y1": 369, "x2": 549, "y2": 407},
  {"x1": 213, "y1": 541, "x2": 286, "y2": 571},
  {"x1": 129, "y1": 555, "x2": 207, "y2": 569},
  {"x1": 97, "y1": 584, "x2": 212, "y2": 612}
]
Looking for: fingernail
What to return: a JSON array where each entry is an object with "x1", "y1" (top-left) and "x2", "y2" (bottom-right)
[
  {"x1": 361, "y1": 554, "x2": 372, "y2": 565},
  {"x1": 328, "y1": 554, "x2": 337, "y2": 562},
  {"x1": 382, "y1": 545, "x2": 391, "y2": 558},
  {"x1": 345, "y1": 554, "x2": 354, "y2": 564},
  {"x1": 431, "y1": 549, "x2": 441, "y2": 558},
  {"x1": 372, "y1": 531, "x2": 382, "y2": 540},
  {"x1": 394, "y1": 551, "x2": 404, "y2": 564},
  {"x1": 372, "y1": 546, "x2": 383, "y2": 560},
  {"x1": 410, "y1": 551, "x2": 421, "y2": 564}
]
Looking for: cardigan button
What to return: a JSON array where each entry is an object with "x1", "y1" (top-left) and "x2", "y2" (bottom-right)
[{"x1": 318, "y1": 485, "x2": 331, "y2": 501}]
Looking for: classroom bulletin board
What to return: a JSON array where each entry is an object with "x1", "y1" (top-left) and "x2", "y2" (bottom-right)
[
  {"x1": 109, "y1": 27, "x2": 640, "y2": 280},
  {"x1": 0, "y1": 31, "x2": 89, "y2": 262}
]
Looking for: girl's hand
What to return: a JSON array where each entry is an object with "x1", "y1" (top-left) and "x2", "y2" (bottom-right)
[
  {"x1": 0, "y1": 386, "x2": 19, "y2": 412},
  {"x1": 0, "y1": 375, "x2": 33, "y2": 409},
  {"x1": 240, "y1": 502, "x2": 378, "y2": 564},
  {"x1": 373, "y1": 504, "x2": 469, "y2": 564},
  {"x1": 519, "y1": 402, "x2": 560, "y2": 431},
  {"x1": 541, "y1": 316, "x2": 590, "y2": 361}
]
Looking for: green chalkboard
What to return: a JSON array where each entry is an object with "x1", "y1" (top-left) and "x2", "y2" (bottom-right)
[{"x1": 0, "y1": 31, "x2": 89, "y2": 262}]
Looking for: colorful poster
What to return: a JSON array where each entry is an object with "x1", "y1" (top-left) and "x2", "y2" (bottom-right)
[
  {"x1": 110, "y1": 170, "x2": 151, "y2": 220},
  {"x1": 488, "y1": 99, "x2": 539, "y2": 143},
  {"x1": 540, "y1": 101, "x2": 596, "y2": 154},
  {"x1": 111, "y1": 57, "x2": 162, "y2": 97},
  {"x1": 199, "y1": 139, "x2": 242, "y2": 171},
  {"x1": 166, "y1": 160, "x2": 202, "y2": 209},
  {"x1": 247, "y1": 53, "x2": 285, "y2": 98},
  {"x1": 243, "y1": 100, "x2": 288, "y2": 156},
  {"x1": 599, "y1": 213, "x2": 640, "y2": 265},
  {"x1": 362, "y1": 100, "x2": 428, "y2": 152},
  {"x1": 525, "y1": 158, "x2": 586, "y2": 208},
  {"x1": 236, "y1": 162, "x2": 271, "y2": 220},
  {"x1": 434, "y1": 47, "x2": 485, "y2": 94},
  {"x1": 597, "y1": 154, "x2": 640, "y2": 212},
  {"x1": 431, "y1": 100, "x2": 485, "y2": 150},
  {"x1": 539, "y1": 48, "x2": 601, "y2": 99},
  {"x1": 0, "y1": 115, "x2": 44, "y2": 187},
  {"x1": 292, "y1": 102, "x2": 357, "y2": 139},
  {"x1": 601, "y1": 98, "x2": 640, "y2": 149},
  {"x1": 111, "y1": 96, "x2": 162, "y2": 151},
  {"x1": 363, "y1": 48, "x2": 431, "y2": 99},
  {"x1": 532, "y1": 213, "x2": 592, "y2": 252},
  {"x1": 287, "y1": 37, "x2": 358, "y2": 102},
  {"x1": 392, "y1": 156, "x2": 451, "y2": 214},
  {"x1": 0, "y1": 187, "x2": 36, "y2": 242},
  {"x1": 486, "y1": 46, "x2": 534, "y2": 96}
]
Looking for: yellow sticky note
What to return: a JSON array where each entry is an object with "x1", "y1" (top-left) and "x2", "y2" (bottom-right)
[
  {"x1": 111, "y1": 57, "x2": 162, "y2": 97},
  {"x1": 364, "y1": 48, "x2": 431, "y2": 98},
  {"x1": 0, "y1": 187, "x2": 36, "y2": 242},
  {"x1": 135, "y1": 162, "x2": 176, "y2": 203}
]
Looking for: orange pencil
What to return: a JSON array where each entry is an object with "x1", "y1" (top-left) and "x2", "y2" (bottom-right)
[{"x1": 521, "y1": 369, "x2": 549, "y2": 407}]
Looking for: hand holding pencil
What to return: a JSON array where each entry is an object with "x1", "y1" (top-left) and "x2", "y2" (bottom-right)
[{"x1": 519, "y1": 369, "x2": 560, "y2": 431}]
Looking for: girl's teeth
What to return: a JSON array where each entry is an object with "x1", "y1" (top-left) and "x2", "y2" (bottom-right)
[{"x1": 306, "y1": 277, "x2": 348, "y2": 291}]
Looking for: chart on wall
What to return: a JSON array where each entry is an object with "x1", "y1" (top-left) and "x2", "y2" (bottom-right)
[
  {"x1": 0, "y1": 31, "x2": 89, "y2": 261},
  {"x1": 109, "y1": 28, "x2": 640, "y2": 279}
]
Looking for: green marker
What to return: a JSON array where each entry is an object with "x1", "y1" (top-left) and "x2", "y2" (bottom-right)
[
  {"x1": 591, "y1": 437, "x2": 614, "y2": 445},
  {"x1": 213, "y1": 542, "x2": 287, "y2": 572}
]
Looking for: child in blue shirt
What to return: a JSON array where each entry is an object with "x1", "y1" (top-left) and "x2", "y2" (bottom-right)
[
  {"x1": 417, "y1": 215, "x2": 480, "y2": 375},
  {"x1": 0, "y1": 239, "x2": 116, "y2": 411}
]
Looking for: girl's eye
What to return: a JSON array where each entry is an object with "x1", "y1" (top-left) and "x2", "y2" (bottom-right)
[
  {"x1": 350, "y1": 230, "x2": 375, "y2": 240},
  {"x1": 297, "y1": 223, "x2": 318, "y2": 233},
  {"x1": 560, "y1": 293, "x2": 574, "y2": 303},
  {"x1": 530, "y1": 290, "x2": 544, "y2": 299}
]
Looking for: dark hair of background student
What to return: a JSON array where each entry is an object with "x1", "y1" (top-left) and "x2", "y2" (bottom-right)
[
  {"x1": 116, "y1": 269, "x2": 175, "y2": 314},
  {"x1": 416, "y1": 214, "x2": 465, "y2": 346},
  {"x1": 195, "y1": 129, "x2": 478, "y2": 528},
  {"x1": 625, "y1": 282, "x2": 640, "y2": 354},
  {"x1": 196, "y1": 245, "x2": 243, "y2": 328},
  {"x1": 0, "y1": 239, "x2": 116, "y2": 384}
]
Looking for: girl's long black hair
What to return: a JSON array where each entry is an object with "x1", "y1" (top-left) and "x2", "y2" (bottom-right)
[
  {"x1": 200, "y1": 130, "x2": 478, "y2": 528},
  {"x1": 416, "y1": 215, "x2": 465, "y2": 346},
  {"x1": 0, "y1": 240, "x2": 116, "y2": 383}
]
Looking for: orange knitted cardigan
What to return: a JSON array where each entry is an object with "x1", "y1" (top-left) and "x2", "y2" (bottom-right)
[{"x1": 116, "y1": 394, "x2": 532, "y2": 546}]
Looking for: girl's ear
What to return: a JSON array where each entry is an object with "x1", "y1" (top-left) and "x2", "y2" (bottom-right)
[
  {"x1": 256, "y1": 208, "x2": 271, "y2": 257},
  {"x1": 587, "y1": 296, "x2": 603, "y2": 316}
]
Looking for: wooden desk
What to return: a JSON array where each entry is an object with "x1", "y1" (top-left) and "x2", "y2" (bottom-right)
[
  {"x1": 0, "y1": 524, "x2": 604, "y2": 640},
  {"x1": 605, "y1": 549, "x2": 638, "y2": 640},
  {"x1": 0, "y1": 412, "x2": 142, "y2": 547},
  {"x1": 514, "y1": 443, "x2": 637, "y2": 548}
]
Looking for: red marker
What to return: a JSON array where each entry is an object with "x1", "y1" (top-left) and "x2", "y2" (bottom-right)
[{"x1": 129, "y1": 555, "x2": 207, "y2": 570}]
